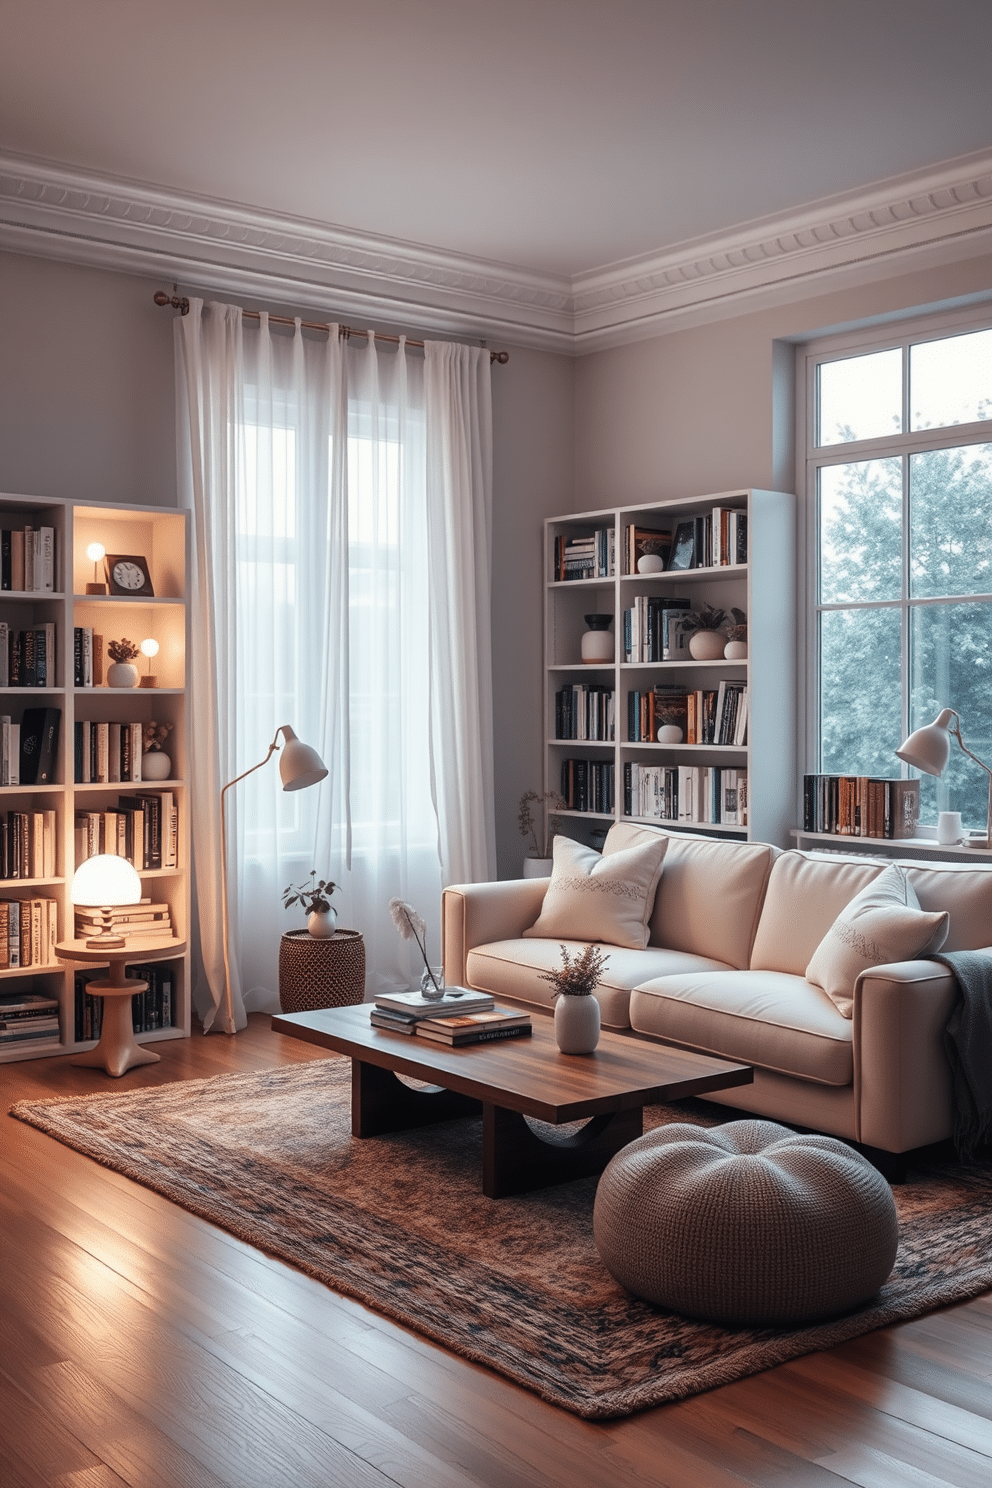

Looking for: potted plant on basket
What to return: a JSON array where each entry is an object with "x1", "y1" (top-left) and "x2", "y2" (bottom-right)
[
  {"x1": 539, "y1": 943, "x2": 609, "y2": 1053},
  {"x1": 282, "y1": 871, "x2": 340, "y2": 939},
  {"x1": 518, "y1": 789, "x2": 566, "y2": 878}
]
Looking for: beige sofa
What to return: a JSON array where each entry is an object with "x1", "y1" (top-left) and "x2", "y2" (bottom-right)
[{"x1": 442, "y1": 824, "x2": 992, "y2": 1166}]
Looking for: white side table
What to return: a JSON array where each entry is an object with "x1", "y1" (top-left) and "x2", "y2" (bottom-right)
[{"x1": 55, "y1": 939, "x2": 186, "y2": 1077}]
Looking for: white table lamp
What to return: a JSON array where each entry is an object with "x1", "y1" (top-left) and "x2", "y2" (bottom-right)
[
  {"x1": 896, "y1": 707, "x2": 992, "y2": 849},
  {"x1": 140, "y1": 636, "x2": 160, "y2": 687},
  {"x1": 86, "y1": 541, "x2": 108, "y2": 594},
  {"x1": 71, "y1": 854, "x2": 143, "y2": 947}
]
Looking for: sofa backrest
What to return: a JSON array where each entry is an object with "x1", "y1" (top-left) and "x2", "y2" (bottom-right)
[
  {"x1": 750, "y1": 849, "x2": 992, "y2": 974},
  {"x1": 604, "y1": 823, "x2": 778, "y2": 969}
]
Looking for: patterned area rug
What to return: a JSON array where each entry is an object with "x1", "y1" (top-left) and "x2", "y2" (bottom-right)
[{"x1": 12, "y1": 1058, "x2": 992, "y2": 1419}]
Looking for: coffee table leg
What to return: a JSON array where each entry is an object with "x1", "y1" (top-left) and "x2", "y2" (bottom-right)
[
  {"x1": 482, "y1": 1103, "x2": 643, "y2": 1199},
  {"x1": 352, "y1": 1059, "x2": 481, "y2": 1137}
]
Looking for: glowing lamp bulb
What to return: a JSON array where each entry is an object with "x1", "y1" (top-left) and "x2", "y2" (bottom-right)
[
  {"x1": 86, "y1": 542, "x2": 105, "y2": 563},
  {"x1": 140, "y1": 638, "x2": 160, "y2": 659}
]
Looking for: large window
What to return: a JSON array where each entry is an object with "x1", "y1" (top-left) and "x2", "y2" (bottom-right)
[{"x1": 806, "y1": 317, "x2": 992, "y2": 827}]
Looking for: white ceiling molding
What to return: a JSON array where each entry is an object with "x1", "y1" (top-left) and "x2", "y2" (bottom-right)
[{"x1": 2, "y1": 150, "x2": 992, "y2": 356}]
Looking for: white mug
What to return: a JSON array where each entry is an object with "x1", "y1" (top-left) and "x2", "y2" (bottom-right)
[{"x1": 937, "y1": 811, "x2": 963, "y2": 845}]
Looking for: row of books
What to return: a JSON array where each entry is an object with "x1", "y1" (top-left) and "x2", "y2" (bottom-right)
[
  {"x1": 370, "y1": 986, "x2": 532, "y2": 1046},
  {"x1": 623, "y1": 595, "x2": 690, "y2": 662},
  {"x1": 0, "y1": 990, "x2": 60, "y2": 1048},
  {"x1": 553, "y1": 528, "x2": 615, "y2": 581},
  {"x1": 74, "y1": 962, "x2": 176, "y2": 1042},
  {"x1": 75, "y1": 792, "x2": 178, "y2": 871},
  {"x1": 629, "y1": 684, "x2": 748, "y2": 746},
  {"x1": 73, "y1": 628, "x2": 105, "y2": 687},
  {"x1": 74, "y1": 900, "x2": 174, "y2": 945},
  {"x1": 560, "y1": 757, "x2": 615, "y2": 814},
  {"x1": 624, "y1": 764, "x2": 748, "y2": 827},
  {"x1": 667, "y1": 508, "x2": 747, "y2": 571},
  {"x1": 554, "y1": 685, "x2": 615, "y2": 742},
  {"x1": 0, "y1": 526, "x2": 56, "y2": 593},
  {"x1": 0, "y1": 897, "x2": 59, "y2": 968},
  {"x1": 802, "y1": 775, "x2": 921, "y2": 839},
  {"x1": 75, "y1": 719, "x2": 146, "y2": 783},
  {"x1": 0, "y1": 809, "x2": 57, "y2": 880},
  {"x1": 2, "y1": 707, "x2": 61, "y2": 786},
  {"x1": 0, "y1": 622, "x2": 57, "y2": 686}
]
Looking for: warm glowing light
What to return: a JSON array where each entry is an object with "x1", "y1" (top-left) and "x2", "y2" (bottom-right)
[
  {"x1": 86, "y1": 542, "x2": 105, "y2": 563},
  {"x1": 140, "y1": 638, "x2": 160, "y2": 658},
  {"x1": 71, "y1": 854, "x2": 142, "y2": 908}
]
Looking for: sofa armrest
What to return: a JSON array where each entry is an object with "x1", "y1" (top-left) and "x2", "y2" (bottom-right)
[
  {"x1": 852, "y1": 957, "x2": 961, "y2": 1153},
  {"x1": 442, "y1": 879, "x2": 549, "y2": 988}
]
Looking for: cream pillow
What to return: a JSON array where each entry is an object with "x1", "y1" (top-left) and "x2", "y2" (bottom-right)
[
  {"x1": 523, "y1": 834, "x2": 666, "y2": 949},
  {"x1": 806, "y1": 864, "x2": 949, "y2": 1017}
]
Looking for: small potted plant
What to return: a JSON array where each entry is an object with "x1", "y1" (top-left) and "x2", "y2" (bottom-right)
[
  {"x1": 141, "y1": 719, "x2": 174, "y2": 780},
  {"x1": 518, "y1": 789, "x2": 566, "y2": 877},
  {"x1": 678, "y1": 604, "x2": 733, "y2": 661},
  {"x1": 723, "y1": 607, "x2": 748, "y2": 659},
  {"x1": 283, "y1": 871, "x2": 340, "y2": 939},
  {"x1": 539, "y1": 942, "x2": 609, "y2": 1053},
  {"x1": 107, "y1": 637, "x2": 140, "y2": 688}
]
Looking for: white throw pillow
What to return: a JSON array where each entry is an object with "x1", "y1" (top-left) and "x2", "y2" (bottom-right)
[
  {"x1": 522, "y1": 834, "x2": 667, "y2": 949},
  {"x1": 805, "y1": 864, "x2": 949, "y2": 1017}
]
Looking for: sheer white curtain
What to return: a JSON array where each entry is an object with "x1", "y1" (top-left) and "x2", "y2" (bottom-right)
[{"x1": 175, "y1": 301, "x2": 494, "y2": 1032}]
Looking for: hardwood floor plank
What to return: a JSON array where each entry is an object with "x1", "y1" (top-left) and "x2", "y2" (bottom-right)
[{"x1": 3, "y1": 1014, "x2": 991, "y2": 1488}]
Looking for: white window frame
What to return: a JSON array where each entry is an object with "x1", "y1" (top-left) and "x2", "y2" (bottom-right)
[{"x1": 798, "y1": 302, "x2": 992, "y2": 806}]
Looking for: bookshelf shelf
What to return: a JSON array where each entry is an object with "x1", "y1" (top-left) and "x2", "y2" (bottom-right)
[
  {"x1": 545, "y1": 490, "x2": 795, "y2": 843},
  {"x1": 0, "y1": 492, "x2": 191, "y2": 1064}
]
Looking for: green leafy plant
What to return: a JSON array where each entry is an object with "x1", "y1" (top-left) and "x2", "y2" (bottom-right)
[
  {"x1": 679, "y1": 604, "x2": 746, "y2": 635},
  {"x1": 518, "y1": 789, "x2": 566, "y2": 859},
  {"x1": 538, "y1": 942, "x2": 610, "y2": 998},
  {"x1": 107, "y1": 637, "x2": 139, "y2": 663},
  {"x1": 282, "y1": 871, "x2": 338, "y2": 917}
]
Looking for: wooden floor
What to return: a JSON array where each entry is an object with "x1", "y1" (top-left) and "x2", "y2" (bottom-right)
[{"x1": 1, "y1": 1016, "x2": 990, "y2": 1488}]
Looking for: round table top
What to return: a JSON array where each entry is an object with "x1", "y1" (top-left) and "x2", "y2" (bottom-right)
[{"x1": 55, "y1": 938, "x2": 187, "y2": 965}]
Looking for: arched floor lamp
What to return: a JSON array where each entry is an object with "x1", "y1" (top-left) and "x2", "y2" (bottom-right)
[
  {"x1": 896, "y1": 708, "x2": 992, "y2": 850},
  {"x1": 219, "y1": 726, "x2": 328, "y2": 1031}
]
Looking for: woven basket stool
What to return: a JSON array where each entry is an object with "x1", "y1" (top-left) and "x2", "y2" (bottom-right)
[
  {"x1": 593, "y1": 1118, "x2": 898, "y2": 1327},
  {"x1": 278, "y1": 929, "x2": 366, "y2": 1013}
]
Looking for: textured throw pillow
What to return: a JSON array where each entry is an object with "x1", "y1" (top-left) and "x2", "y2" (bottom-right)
[
  {"x1": 522, "y1": 834, "x2": 667, "y2": 949},
  {"x1": 806, "y1": 864, "x2": 949, "y2": 1017}
]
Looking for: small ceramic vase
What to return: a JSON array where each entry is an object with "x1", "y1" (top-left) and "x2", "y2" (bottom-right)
[
  {"x1": 657, "y1": 724, "x2": 683, "y2": 743},
  {"x1": 523, "y1": 855, "x2": 553, "y2": 878},
  {"x1": 637, "y1": 553, "x2": 666, "y2": 573},
  {"x1": 580, "y1": 614, "x2": 614, "y2": 663},
  {"x1": 141, "y1": 750, "x2": 172, "y2": 780},
  {"x1": 554, "y1": 993, "x2": 601, "y2": 1054},
  {"x1": 688, "y1": 630, "x2": 726, "y2": 661},
  {"x1": 107, "y1": 661, "x2": 139, "y2": 688},
  {"x1": 308, "y1": 907, "x2": 338, "y2": 939},
  {"x1": 724, "y1": 638, "x2": 748, "y2": 659}
]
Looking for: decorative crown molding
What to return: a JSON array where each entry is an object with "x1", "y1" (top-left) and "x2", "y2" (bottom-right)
[{"x1": 2, "y1": 149, "x2": 992, "y2": 354}]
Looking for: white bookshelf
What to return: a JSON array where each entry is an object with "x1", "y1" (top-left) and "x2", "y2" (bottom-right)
[
  {"x1": 0, "y1": 493, "x2": 190, "y2": 1062},
  {"x1": 545, "y1": 490, "x2": 796, "y2": 846}
]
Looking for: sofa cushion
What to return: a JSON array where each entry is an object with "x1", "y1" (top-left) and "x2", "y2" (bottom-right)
[
  {"x1": 806, "y1": 864, "x2": 949, "y2": 1017},
  {"x1": 465, "y1": 939, "x2": 733, "y2": 1029},
  {"x1": 750, "y1": 852, "x2": 886, "y2": 974},
  {"x1": 629, "y1": 970, "x2": 854, "y2": 1086},
  {"x1": 604, "y1": 823, "x2": 778, "y2": 969},
  {"x1": 522, "y1": 833, "x2": 666, "y2": 950},
  {"x1": 903, "y1": 862, "x2": 992, "y2": 951}
]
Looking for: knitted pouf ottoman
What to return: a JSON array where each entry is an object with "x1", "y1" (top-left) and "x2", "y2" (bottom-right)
[{"x1": 593, "y1": 1119, "x2": 899, "y2": 1327}]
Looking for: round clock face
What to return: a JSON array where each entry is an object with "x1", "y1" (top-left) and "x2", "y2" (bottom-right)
[{"x1": 113, "y1": 561, "x2": 146, "y2": 591}]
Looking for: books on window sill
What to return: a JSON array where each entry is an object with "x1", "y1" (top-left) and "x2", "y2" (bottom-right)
[
  {"x1": 0, "y1": 526, "x2": 55, "y2": 593},
  {"x1": 560, "y1": 757, "x2": 615, "y2": 814},
  {"x1": 553, "y1": 528, "x2": 615, "y2": 581},
  {"x1": 555, "y1": 685, "x2": 615, "y2": 742},
  {"x1": 802, "y1": 775, "x2": 921, "y2": 839},
  {"x1": 624, "y1": 763, "x2": 748, "y2": 827},
  {"x1": 0, "y1": 622, "x2": 58, "y2": 688}
]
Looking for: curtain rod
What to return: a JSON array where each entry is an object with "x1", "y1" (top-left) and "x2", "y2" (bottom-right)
[{"x1": 153, "y1": 290, "x2": 509, "y2": 363}]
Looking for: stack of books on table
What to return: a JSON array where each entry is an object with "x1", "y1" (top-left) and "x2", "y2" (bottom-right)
[
  {"x1": 74, "y1": 900, "x2": 174, "y2": 944},
  {"x1": 370, "y1": 987, "x2": 532, "y2": 1045},
  {"x1": 0, "y1": 991, "x2": 61, "y2": 1048}
]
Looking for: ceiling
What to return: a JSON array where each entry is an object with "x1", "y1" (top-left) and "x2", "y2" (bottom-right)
[{"x1": 3, "y1": 0, "x2": 992, "y2": 348}]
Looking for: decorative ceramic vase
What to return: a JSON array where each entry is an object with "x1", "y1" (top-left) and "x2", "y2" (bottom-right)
[
  {"x1": 307, "y1": 906, "x2": 338, "y2": 939},
  {"x1": 554, "y1": 993, "x2": 601, "y2": 1054},
  {"x1": 637, "y1": 553, "x2": 666, "y2": 574},
  {"x1": 141, "y1": 750, "x2": 172, "y2": 780},
  {"x1": 523, "y1": 855, "x2": 553, "y2": 878},
  {"x1": 657, "y1": 724, "x2": 683, "y2": 743},
  {"x1": 688, "y1": 630, "x2": 726, "y2": 661},
  {"x1": 580, "y1": 614, "x2": 614, "y2": 664},
  {"x1": 107, "y1": 661, "x2": 139, "y2": 688},
  {"x1": 420, "y1": 966, "x2": 445, "y2": 999},
  {"x1": 724, "y1": 638, "x2": 748, "y2": 659},
  {"x1": 937, "y1": 811, "x2": 963, "y2": 845}
]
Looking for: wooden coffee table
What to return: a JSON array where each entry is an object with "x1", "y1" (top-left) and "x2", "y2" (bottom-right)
[{"x1": 272, "y1": 1003, "x2": 753, "y2": 1198}]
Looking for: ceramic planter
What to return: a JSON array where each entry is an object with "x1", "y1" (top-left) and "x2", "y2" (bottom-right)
[{"x1": 554, "y1": 993, "x2": 601, "y2": 1053}]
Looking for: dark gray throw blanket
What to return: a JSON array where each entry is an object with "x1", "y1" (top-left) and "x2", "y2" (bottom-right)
[{"x1": 928, "y1": 949, "x2": 992, "y2": 1161}]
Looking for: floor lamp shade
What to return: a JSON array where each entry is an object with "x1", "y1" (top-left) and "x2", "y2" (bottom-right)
[{"x1": 278, "y1": 726, "x2": 329, "y2": 791}]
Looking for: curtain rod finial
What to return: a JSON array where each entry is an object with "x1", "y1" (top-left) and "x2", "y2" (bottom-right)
[{"x1": 154, "y1": 290, "x2": 190, "y2": 315}]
